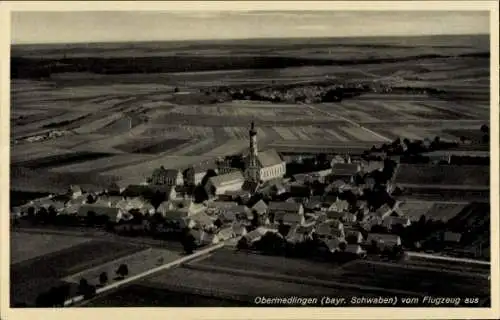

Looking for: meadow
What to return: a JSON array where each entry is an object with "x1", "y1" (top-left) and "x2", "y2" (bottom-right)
[{"x1": 10, "y1": 34, "x2": 490, "y2": 191}]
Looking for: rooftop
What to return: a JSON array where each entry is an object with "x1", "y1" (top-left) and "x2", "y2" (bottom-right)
[
  {"x1": 257, "y1": 149, "x2": 284, "y2": 168},
  {"x1": 208, "y1": 171, "x2": 245, "y2": 188}
]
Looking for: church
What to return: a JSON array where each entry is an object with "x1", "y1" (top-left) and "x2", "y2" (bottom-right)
[{"x1": 244, "y1": 121, "x2": 286, "y2": 183}]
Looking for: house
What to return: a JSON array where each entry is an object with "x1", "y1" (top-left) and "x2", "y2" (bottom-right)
[
  {"x1": 207, "y1": 201, "x2": 239, "y2": 215},
  {"x1": 251, "y1": 200, "x2": 268, "y2": 216},
  {"x1": 77, "y1": 204, "x2": 120, "y2": 222},
  {"x1": 374, "y1": 203, "x2": 394, "y2": 219},
  {"x1": 69, "y1": 185, "x2": 83, "y2": 199},
  {"x1": 268, "y1": 201, "x2": 304, "y2": 216},
  {"x1": 262, "y1": 179, "x2": 287, "y2": 197},
  {"x1": 115, "y1": 197, "x2": 149, "y2": 212},
  {"x1": 157, "y1": 199, "x2": 201, "y2": 218},
  {"x1": 281, "y1": 212, "x2": 305, "y2": 226},
  {"x1": 204, "y1": 171, "x2": 246, "y2": 197},
  {"x1": 191, "y1": 229, "x2": 220, "y2": 246},
  {"x1": 289, "y1": 184, "x2": 313, "y2": 198},
  {"x1": 366, "y1": 233, "x2": 402, "y2": 250},
  {"x1": 308, "y1": 169, "x2": 333, "y2": 184},
  {"x1": 361, "y1": 213, "x2": 383, "y2": 230},
  {"x1": 216, "y1": 226, "x2": 235, "y2": 241},
  {"x1": 285, "y1": 224, "x2": 315, "y2": 244},
  {"x1": 150, "y1": 167, "x2": 184, "y2": 186},
  {"x1": 304, "y1": 196, "x2": 323, "y2": 212},
  {"x1": 184, "y1": 160, "x2": 218, "y2": 186},
  {"x1": 325, "y1": 180, "x2": 349, "y2": 193},
  {"x1": 292, "y1": 173, "x2": 312, "y2": 185},
  {"x1": 190, "y1": 212, "x2": 215, "y2": 230},
  {"x1": 324, "y1": 238, "x2": 347, "y2": 253},
  {"x1": 344, "y1": 228, "x2": 364, "y2": 244},
  {"x1": 150, "y1": 185, "x2": 177, "y2": 202},
  {"x1": 139, "y1": 203, "x2": 156, "y2": 216},
  {"x1": 121, "y1": 185, "x2": 154, "y2": 199},
  {"x1": 443, "y1": 231, "x2": 462, "y2": 243},
  {"x1": 382, "y1": 216, "x2": 411, "y2": 230},
  {"x1": 329, "y1": 163, "x2": 361, "y2": 183},
  {"x1": 232, "y1": 222, "x2": 248, "y2": 237},
  {"x1": 328, "y1": 199, "x2": 349, "y2": 213},
  {"x1": 360, "y1": 161, "x2": 384, "y2": 173},
  {"x1": 344, "y1": 244, "x2": 367, "y2": 257},
  {"x1": 315, "y1": 220, "x2": 345, "y2": 240}
]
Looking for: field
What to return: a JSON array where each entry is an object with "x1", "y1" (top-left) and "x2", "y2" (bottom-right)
[
  {"x1": 10, "y1": 231, "x2": 94, "y2": 264},
  {"x1": 11, "y1": 34, "x2": 490, "y2": 190},
  {"x1": 397, "y1": 201, "x2": 469, "y2": 222},
  {"x1": 10, "y1": 239, "x2": 147, "y2": 306},
  {"x1": 393, "y1": 164, "x2": 490, "y2": 187},
  {"x1": 86, "y1": 247, "x2": 490, "y2": 307},
  {"x1": 62, "y1": 248, "x2": 183, "y2": 285}
]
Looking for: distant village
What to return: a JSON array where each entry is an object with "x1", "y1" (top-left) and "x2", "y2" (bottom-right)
[{"x1": 11, "y1": 121, "x2": 490, "y2": 263}]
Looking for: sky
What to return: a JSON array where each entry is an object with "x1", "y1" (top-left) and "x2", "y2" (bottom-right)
[{"x1": 11, "y1": 11, "x2": 490, "y2": 44}]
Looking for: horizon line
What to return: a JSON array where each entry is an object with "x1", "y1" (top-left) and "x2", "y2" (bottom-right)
[{"x1": 11, "y1": 32, "x2": 490, "y2": 47}]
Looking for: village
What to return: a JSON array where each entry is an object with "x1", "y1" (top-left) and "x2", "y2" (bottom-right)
[{"x1": 11, "y1": 120, "x2": 490, "y2": 266}]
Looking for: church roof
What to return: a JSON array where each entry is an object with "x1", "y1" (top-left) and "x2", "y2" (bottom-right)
[{"x1": 257, "y1": 149, "x2": 283, "y2": 168}]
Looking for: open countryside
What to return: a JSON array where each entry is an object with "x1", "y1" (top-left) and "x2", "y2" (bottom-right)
[{"x1": 10, "y1": 18, "x2": 491, "y2": 309}]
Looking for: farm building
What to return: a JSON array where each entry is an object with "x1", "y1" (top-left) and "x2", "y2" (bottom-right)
[
  {"x1": 329, "y1": 163, "x2": 362, "y2": 183},
  {"x1": 204, "y1": 170, "x2": 246, "y2": 197},
  {"x1": 251, "y1": 200, "x2": 268, "y2": 216},
  {"x1": 268, "y1": 201, "x2": 304, "y2": 217},
  {"x1": 184, "y1": 160, "x2": 218, "y2": 186},
  {"x1": 77, "y1": 204, "x2": 121, "y2": 222},
  {"x1": 315, "y1": 220, "x2": 345, "y2": 240},
  {"x1": 344, "y1": 244, "x2": 367, "y2": 257},
  {"x1": 366, "y1": 233, "x2": 402, "y2": 250},
  {"x1": 149, "y1": 167, "x2": 184, "y2": 186},
  {"x1": 244, "y1": 122, "x2": 286, "y2": 183},
  {"x1": 285, "y1": 224, "x2": 315, "y2": 244}
]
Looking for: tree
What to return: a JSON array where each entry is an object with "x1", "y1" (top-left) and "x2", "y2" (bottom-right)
[
  {"x1": 99, "y1": 272, "x2": 108, "y2": 286},
  {"x1": 47, "y1": 205, "x2": 58, "y2": 222},
  {"x1": 338, "y1": 241, "x2": 347, "y2": 252},
  {"x1": 78, "y1": 278, "x2": 89, "y2": 295},
  {"x1": 214, "y1": 218, "x2": 223, "y2": 229},
  {"x1": 237, "y1": 237, "x2": 250, "y2": 250},
  {"x1": 86, "y1": 194, "x2": 95, "y2": 204},
  {"x1": 86, "y1": 210, "x2": 97, "y2": 227},
  {"x1": 480, "y1": 124, "x2": 489, "y2": 134},
  {"x1": 181, "y1": 231, "x2": 196, "y2": 254},
  {"x1": 116, "y1": 264, "x2": 129, "y2": 279},
  {"x1": 251, "y1": 210, "x2": 262, "y2": 229},
  {"x1": 27, "y1": 206, "x2": 35, "y2": 219}
]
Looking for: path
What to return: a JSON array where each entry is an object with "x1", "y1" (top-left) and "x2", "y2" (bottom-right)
[
  {"x1": 406, "y1": 251, "x2": 490, "y2": 265},
  {"x1": 63, "y1": 241, "x2": 228, "y2": 307}
]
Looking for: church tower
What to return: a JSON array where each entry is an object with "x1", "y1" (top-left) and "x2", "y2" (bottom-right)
[{"x1": 246, "y1": 121, "x2": 260, "y2": 182}]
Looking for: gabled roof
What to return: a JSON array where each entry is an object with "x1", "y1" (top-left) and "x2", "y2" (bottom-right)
[
  {"x1": 252, "y1": 200, "x2": 268, "y2": 215},
  {"x1": 268, "y1": 201, "x2": 302, "y2": 213},
  {"x1": 444, "y1": 231, "x2": 462, "y2": 242},
  {"x1": 208, "y1": 171, "x2": 245, "y2": 188},
  {"x1": 78, "y1": 204, "x2": 119, "y2": 218},
  {"x1": 191, "y1": 212, "x2": 214, "y2": 227},
  {"x1": 217, "y1": 227, "x2": 234, "y2": 240},
  {"x1": 345, "y1": 244, "x2": 365, "y2": 254},
  {"x1": 122, "y1": 185, "x2": 153, "y2": 198},
  {"x1": 257, "y1": 149, "x2": 283, "y2": 167},
  {"x1": 367, "y1": 233, "x2": 401, "y2": 245},
  {"x1": 209, "y1": 201, "x2": 239, "y2": 210},
  {"x1": 331, "y1": 163, "x2": 361, "y2": 176}
]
